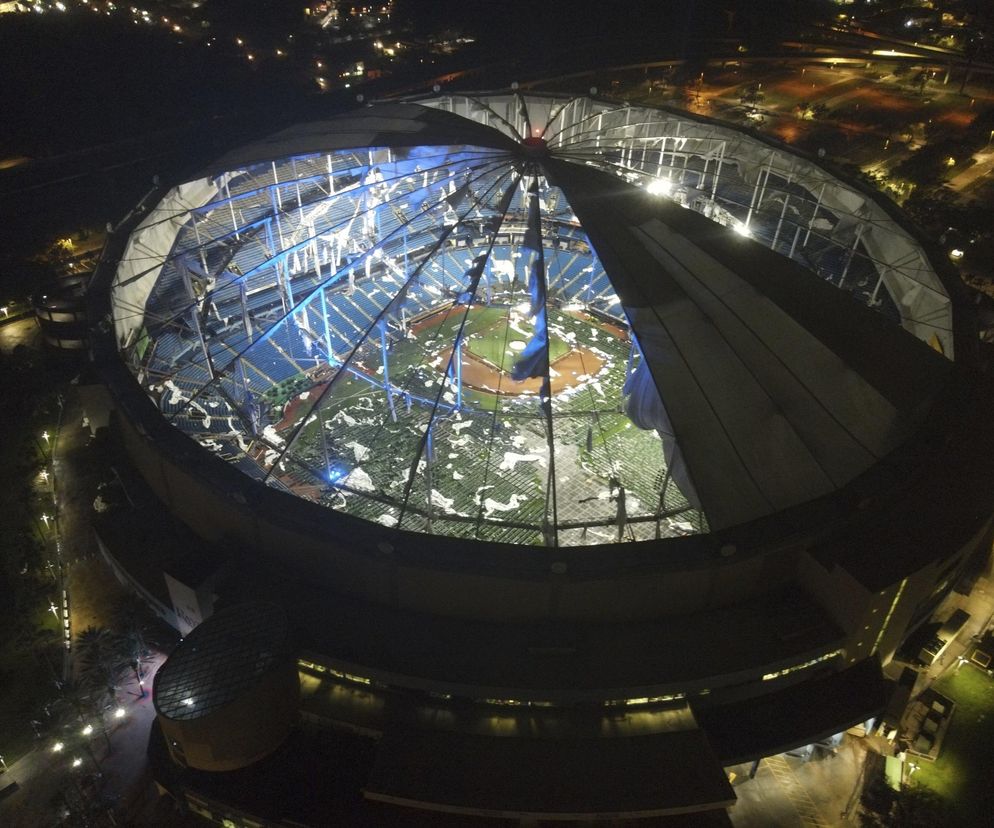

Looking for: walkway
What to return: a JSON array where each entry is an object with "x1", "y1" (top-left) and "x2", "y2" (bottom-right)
[{"x1": 728, "y1": 736, "x2": 869, "y2": 827}]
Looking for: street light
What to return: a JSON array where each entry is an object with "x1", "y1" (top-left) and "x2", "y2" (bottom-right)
[
  {"x1": 78, "y1": 723, "x2": 105, "y2": 767},
  {"x1": 113, "y1": 707, "x2": 126, "y2": 719},
  {"x1": 71, "y1": 757, "x2": 82, "y2": 768},
  {"x1": 52, "y1": 741, "x2": 64, "y2": 753},
  {"x1": 42, "y1": 431, "x2": 50, "y2": 444},
  {"x1": 41, "y1": 514, "x2": 51, "y2": 528}
]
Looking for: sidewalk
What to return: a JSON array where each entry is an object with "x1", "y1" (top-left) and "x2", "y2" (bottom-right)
[
  {"x1": 0, "y1": 678, "x2": 162, "y2": 828},
  {"x1": 728, "y1": 734, "x2": 869, "y2": 827}
]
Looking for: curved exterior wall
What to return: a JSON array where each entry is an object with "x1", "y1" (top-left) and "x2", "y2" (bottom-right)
[
  {"x1": 34, "y1": 276, "x2": 90, "y2": 350},
  {"x1": 90, "y1": 92, "x2": 994, "y2": 706},
  {"x1": 158, "y1": 661, "x2": 299, "y2": 772},
  {"x1": 93, "y1": 92, "x2": 994, "y2": 825},
  {"x1": 153, "y1": 603, "x2": 300, "y2": 772},
  {"x1": 113, "y1": 406, "x2": 796, "y2": 623}
]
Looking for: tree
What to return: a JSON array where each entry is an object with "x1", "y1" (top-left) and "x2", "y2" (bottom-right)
[
  {"x1": 740, "y1": 83, "x2": 765, "y2": 107},
  {"x1": 51, "y1": 676, "x2": 98, "y2": 724},
  {"x1": 111, "y1": 596, "x2": 153, "y2": 698},
  {"x1": 859, "y1": 783, "x2": 954, "y2": 827},
  {"x1": 73, "y1": 627, "x2": 129, "y2": 707}
]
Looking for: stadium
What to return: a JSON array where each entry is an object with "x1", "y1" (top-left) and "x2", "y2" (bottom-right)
[{"x1": 89, "y1": 92, "x2": 994, "y2": 820}]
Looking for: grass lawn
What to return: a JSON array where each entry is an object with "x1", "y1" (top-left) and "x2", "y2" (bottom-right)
[
  {"x1": 0, "y1": 648, "x2": 38, "y2": 763},
  {"x1": 0, "y1": 606, "x2": 61, "y2": 764},
  {"x1": 914, "y1": 664, "x2": 994, "y2": 823}
]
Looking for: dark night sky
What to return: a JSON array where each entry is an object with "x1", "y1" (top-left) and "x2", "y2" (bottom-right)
[{"x1": 0, "y1": 0, "x2": 824, "y2": 287}]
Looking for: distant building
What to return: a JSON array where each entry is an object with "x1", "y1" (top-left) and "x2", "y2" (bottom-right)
[{"x1": 33, "y1": 273, "x2": 89, "y2": 351}]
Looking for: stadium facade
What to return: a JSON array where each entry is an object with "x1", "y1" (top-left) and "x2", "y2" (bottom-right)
[{"x1": 89, "y1": 92, "x2": 994, "y2": 821}]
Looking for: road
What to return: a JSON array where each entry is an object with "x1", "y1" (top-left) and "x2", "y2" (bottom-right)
[
  {"x1": 0, "y1": 375, "x2": 165, "y2": 827},
  {"x1": 947, "y1": 148, "x2": 994, "y2": 195}
]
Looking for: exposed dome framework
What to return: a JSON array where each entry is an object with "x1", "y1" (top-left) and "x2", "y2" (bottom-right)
[{"x1": 110, "y1": 93, "x2": 952, "y2": 547}]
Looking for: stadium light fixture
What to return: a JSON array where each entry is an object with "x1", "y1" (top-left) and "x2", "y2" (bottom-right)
[{"x1": 646, "y1": 178, "x2": 673, "y2": 197}]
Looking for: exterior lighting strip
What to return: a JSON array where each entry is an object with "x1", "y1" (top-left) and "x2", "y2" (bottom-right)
[
  {"x1": 762, "y1": 649, "x2": 843, "y2": 682},
  {"x1": 872, "y1": 577, "x2": 907, "y2": 656}
]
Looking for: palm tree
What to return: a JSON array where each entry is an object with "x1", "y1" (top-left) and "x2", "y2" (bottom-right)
[
  {"x1": 111, "y1": 595, "x2": 153, "y2": 697},
  {"x1": 73, "y1": 627, "x2": 129, "y2": 707},
  {"x1": 54, "y1": 676, "x2": 97, "y2": 722}
]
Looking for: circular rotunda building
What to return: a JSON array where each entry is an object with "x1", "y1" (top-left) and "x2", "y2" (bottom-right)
[{"x1": 91, "y1": 92, "x2": 994, "y2": 821}]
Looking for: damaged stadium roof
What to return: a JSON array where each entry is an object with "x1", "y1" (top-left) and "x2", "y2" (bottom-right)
[{"x1": 108, "y1": 92, "x2": 955, "y2": 546}]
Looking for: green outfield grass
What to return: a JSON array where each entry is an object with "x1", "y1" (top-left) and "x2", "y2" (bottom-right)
[
  {"x1": 914, "y1": 665, "x2": 994, "y2": 824},
  {"x1": 266, "y1": 301, "x2": 690, "y2": 544}
]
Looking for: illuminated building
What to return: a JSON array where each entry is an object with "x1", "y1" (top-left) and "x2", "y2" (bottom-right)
[{"x1": 89, "y1": 92, "x2": 994, "y2": 821}]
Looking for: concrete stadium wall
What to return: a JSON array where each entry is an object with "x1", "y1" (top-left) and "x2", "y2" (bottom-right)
[
  {"x1": 158, "y1": 657, "x2": 300, "y2": 772},
  {"x1": 797, "y1": 512, "x2": 994, "y2": 667},
  {"x1": 114, "y1": 410, "x2": 797, "y2": 623}
]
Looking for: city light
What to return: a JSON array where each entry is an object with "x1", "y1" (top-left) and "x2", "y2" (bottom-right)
[
  {"x1": 733, "y1": 222, "x2": 752, "y2": 237},
  {"x1": 113, "y1": 707, "x2": 126, "y2": 719},
  {"x1": 81, "y1": 725, "x2": 93, "y2": 737},
  {"x1": 71, "y1": 757, "x2": 82, "y2": 768},
  {"x1": 646, "y1": 178, "x2": 673, "y2": 197},
  {"x1": 52, "y1": 741, "x2": 64, "y2": 752}
]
